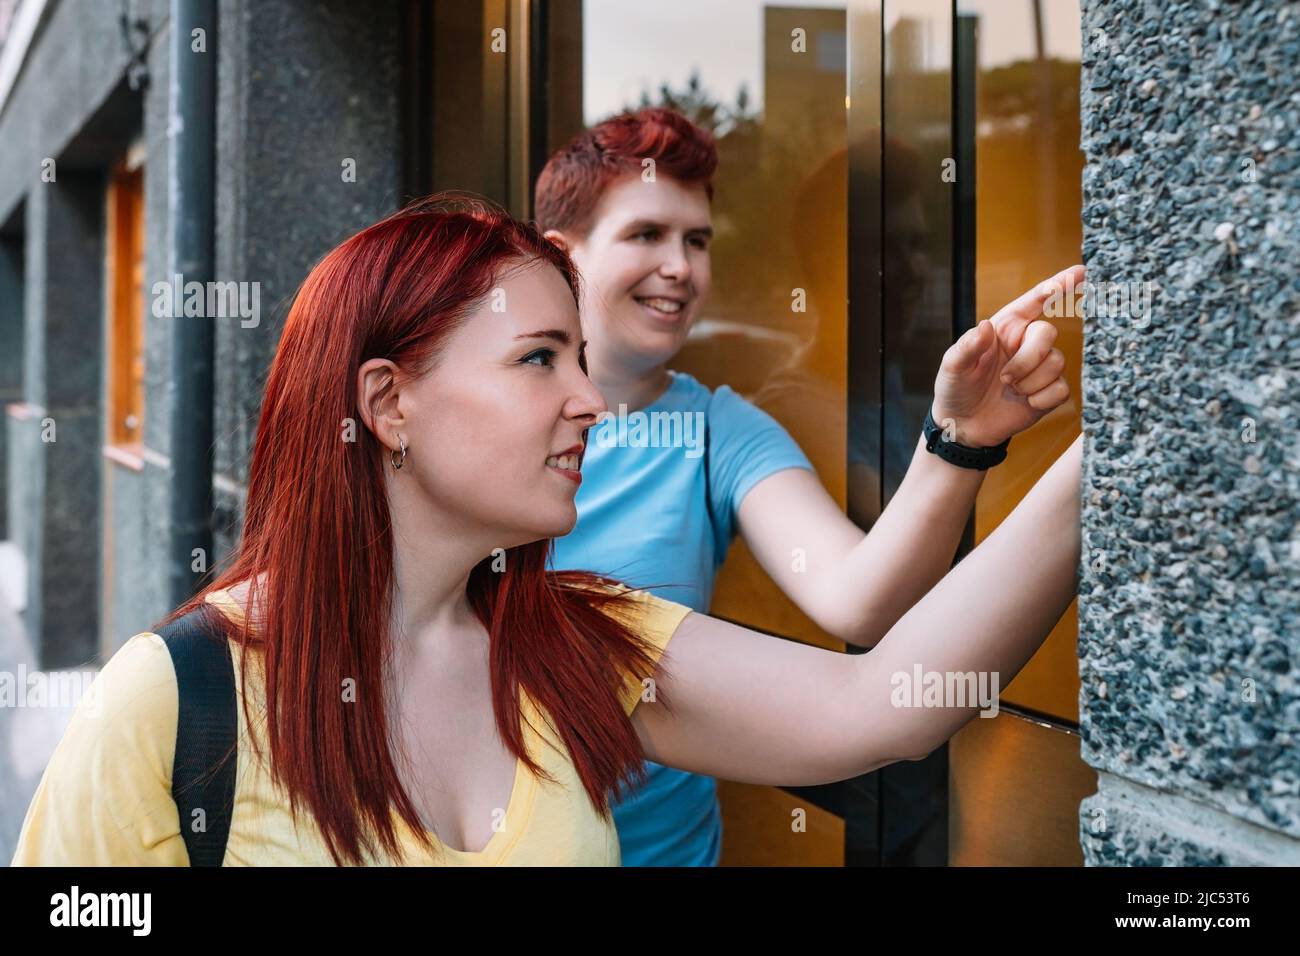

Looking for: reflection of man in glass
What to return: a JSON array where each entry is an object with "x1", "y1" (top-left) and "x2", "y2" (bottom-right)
[
  {"x1": 754, "y1": 135, "x2": 945, "y2": 866},
  {"x1": 538, "y1": 107, "x2": 1080, "y2": 867},
  {"x1": 754, "y1": 134, "x2": 928, "y2": 528}
]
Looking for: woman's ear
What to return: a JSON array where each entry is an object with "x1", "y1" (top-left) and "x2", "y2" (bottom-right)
[{"x1": 356, "y1": 358, "x2": 406, "y2": 452}]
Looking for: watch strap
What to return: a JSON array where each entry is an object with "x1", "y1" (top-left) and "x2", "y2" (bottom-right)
[{"x1": 922, "y1": 407, "x2": 1011, "y2": 470}]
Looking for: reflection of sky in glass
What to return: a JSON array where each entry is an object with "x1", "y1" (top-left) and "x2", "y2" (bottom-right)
[
  {"x1": 957, "y1": 0, "x2": 1081, "y2": 69},
  {"x1": 583, "y1": 0, "x2": 1081, "y2": 124}
]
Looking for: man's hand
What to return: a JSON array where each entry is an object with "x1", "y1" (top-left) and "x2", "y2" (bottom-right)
[{"x1": 930, "y1": 264, "x2": 1084, "y2": 448}]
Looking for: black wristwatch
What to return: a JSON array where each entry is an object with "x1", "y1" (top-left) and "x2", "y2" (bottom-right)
[{"x1": 922, "y1": 407, "x2": 1011, "y2": 470}]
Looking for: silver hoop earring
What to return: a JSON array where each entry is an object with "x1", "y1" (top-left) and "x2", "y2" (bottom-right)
[{"x1": 391, "y1": 435, "x2": 407, "y2": 470}]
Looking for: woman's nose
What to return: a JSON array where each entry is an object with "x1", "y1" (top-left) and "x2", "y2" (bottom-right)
[{"x1": 567, "y1": 369, "x2": 607, "y2": 423}]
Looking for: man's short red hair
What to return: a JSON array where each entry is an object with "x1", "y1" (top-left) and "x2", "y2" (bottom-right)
[{"x1": 534, "y1": 107, "x2": 719, "y2": 238}]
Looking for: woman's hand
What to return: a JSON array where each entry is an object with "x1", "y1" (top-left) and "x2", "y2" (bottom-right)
[{"x1": 931, "y1": 264, "x2": 1084, "y2": 448}]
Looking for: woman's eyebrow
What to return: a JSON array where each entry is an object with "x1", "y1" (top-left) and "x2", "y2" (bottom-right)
[{"x1": 513, "y1": 328, "x2": 571, "y2": 345}]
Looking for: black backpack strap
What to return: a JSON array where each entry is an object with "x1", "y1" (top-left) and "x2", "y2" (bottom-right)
[{"x1": 157, "y1": 607, "x2": 237, "y2": 867}]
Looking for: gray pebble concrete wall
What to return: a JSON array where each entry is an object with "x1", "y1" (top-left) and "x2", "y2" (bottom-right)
[{"x1": 1077, "y1": 0, "x2": 1300, "y2": 864}]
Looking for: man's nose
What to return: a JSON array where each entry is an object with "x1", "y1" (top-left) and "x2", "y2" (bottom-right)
[{"x1": 659, "y1": 242, "x2": 691, "y2": 281}]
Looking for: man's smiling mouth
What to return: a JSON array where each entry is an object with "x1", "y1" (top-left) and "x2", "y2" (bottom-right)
[{"x1": 634, "y1": 295, "x2": 685, "y2": 316}]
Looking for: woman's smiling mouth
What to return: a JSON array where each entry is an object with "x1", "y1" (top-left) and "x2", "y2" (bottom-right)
[{"x1": 546, "y1": 445, "x2": 584, "y2": 485}]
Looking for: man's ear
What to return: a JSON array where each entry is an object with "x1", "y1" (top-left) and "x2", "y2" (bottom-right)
[
  {"x1": 356, "y1": 357, "x2": 406, "y2": 452},
  {"x1": 542, "y1": 228, "x2": 570, "y2": 254}
]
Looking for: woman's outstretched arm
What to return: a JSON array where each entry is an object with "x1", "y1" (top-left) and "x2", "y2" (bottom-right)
[{"x1": 634, "y1": 433, "x2": 1082, "y2": 785}]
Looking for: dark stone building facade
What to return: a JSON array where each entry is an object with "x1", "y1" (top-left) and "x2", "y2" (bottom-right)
[{"x1": 0, "y1": 0, "x2": 405, "y2": 666}]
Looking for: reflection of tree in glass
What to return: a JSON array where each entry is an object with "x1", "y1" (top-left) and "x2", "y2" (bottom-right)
[
  {"x1": 630, "y1": 67, "x2": 758, "y2": 138},
  {"x1": 977, "y1": 59, "x2": 1081, "y2": 129},
  {"x1": 627, "y1": 69, "x2": 809, "y2": 327}
]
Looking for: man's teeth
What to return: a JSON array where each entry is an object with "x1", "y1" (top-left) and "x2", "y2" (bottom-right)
[
  {"x1": 637, "y1": 296, "x2": 683, "y2": 314},
  {"x1": 546, "y1": 454, "x2": 580, "y2": 470}
]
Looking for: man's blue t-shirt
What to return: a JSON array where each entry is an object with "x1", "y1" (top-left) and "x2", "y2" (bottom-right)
[{"x1": 549, "y1": 370, "x2": 815, "y2": 866}]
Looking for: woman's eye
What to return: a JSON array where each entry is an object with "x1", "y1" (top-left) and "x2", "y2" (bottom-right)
[
  {"x1": 522, "y1": 348, "x2": 557, "y2": 367},
  {"x1": 635, "y1": 229, "x2": 658, "y2": 241}
]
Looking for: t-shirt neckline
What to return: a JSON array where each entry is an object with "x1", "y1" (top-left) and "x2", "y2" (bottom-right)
[{"x1": 203, "y1": 587, "x2": 540, "y2": 863}]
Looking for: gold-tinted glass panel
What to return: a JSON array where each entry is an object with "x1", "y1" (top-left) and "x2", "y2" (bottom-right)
[
  {"x1": 547, "y1": 0, "x2": 851, "y2": 651},
  {"x1": 546, "y1": 0, "x2": 851, "y2": 866},
  {"x1": 964, "y1": 0, "x2": 1083, "y2": 723},
  {"x1": 431, "y1": 0, "x2": 532, "y2": 214}
]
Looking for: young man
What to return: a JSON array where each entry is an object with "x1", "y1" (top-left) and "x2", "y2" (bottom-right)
[{"x1": 535, "y1": 107, "x2": 1077, "y2": 866}]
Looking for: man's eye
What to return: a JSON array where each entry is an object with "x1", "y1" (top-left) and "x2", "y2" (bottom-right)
[
  {"x1": 689, "y1": 236, "x2": 709, "y2": 250},
  {"x1": 522, "y1": 348, "x2": 557, "y2": 367},
  {"x1": 635, "y1": 229, "x2": 658, "y2": 241}
]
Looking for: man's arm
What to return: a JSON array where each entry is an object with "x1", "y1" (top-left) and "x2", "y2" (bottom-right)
[
  {"x1": 737, "y1": 434, "x2": 985, "y2": 646},
  {"x1": 735, "y1": 265, "x2": 1082, "y2": 647}
]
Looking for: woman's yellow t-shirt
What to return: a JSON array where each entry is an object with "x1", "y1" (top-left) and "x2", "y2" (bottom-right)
[{"x1": 10, "y1": 584, "x2": 692, "y2": 866}]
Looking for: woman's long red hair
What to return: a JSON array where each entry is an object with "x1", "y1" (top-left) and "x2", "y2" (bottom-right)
[{"x1": 157, "y1": 193, "x2": 669, "y2": 865}]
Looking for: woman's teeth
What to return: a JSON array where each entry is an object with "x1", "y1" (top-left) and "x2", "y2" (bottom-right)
[
  {"x1": 636, "y1": 296, "x2": 683, "y2": 314},
  {"x1": 546, "y1": 454, "x2": 580, "y2": 471}
]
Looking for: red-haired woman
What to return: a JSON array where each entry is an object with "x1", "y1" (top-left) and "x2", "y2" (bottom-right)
[
  {"x1": 537, "y1": 107, "x2": 1083, "y2": 865},
  {"x1": 11, "y1": 194, "x2": 1082, "y2": 866}
]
